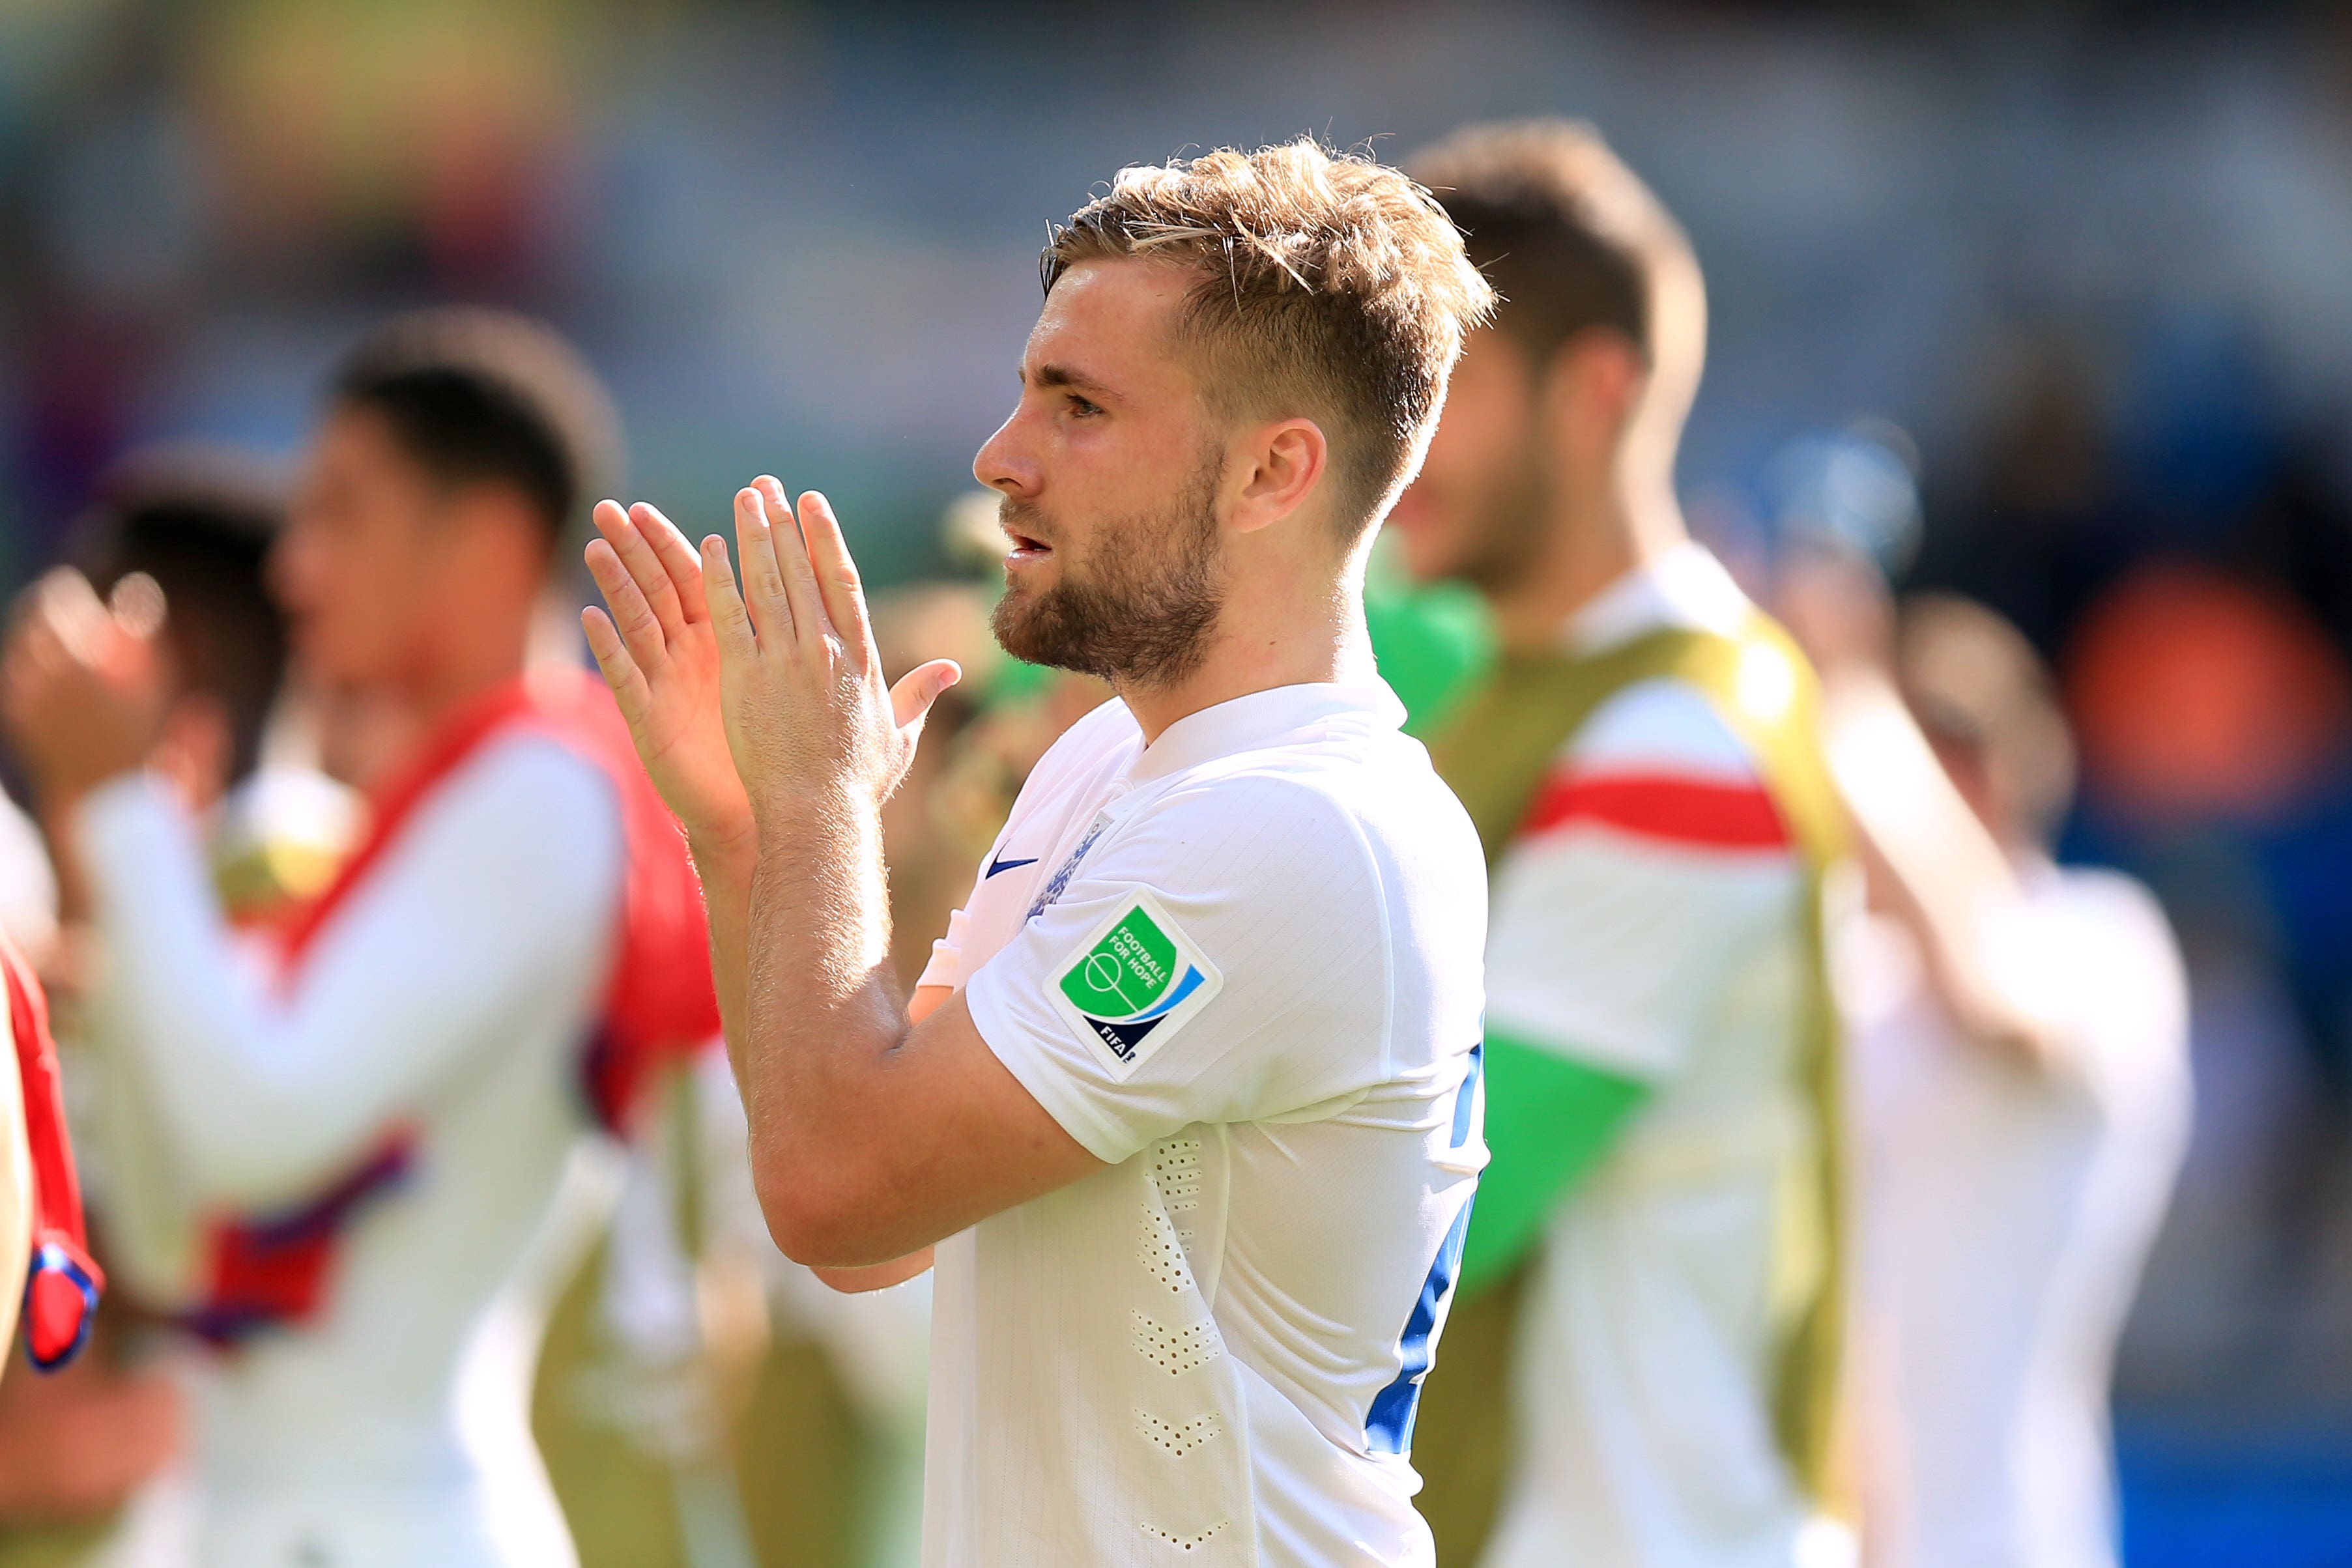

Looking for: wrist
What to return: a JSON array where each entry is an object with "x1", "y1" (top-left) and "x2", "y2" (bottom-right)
[
  {"x1": 751, "y1": 778, "x2": 883, "y2": 864},
  {"x1": 687, "y1": 813, "x2": 760, "y2": 868}
]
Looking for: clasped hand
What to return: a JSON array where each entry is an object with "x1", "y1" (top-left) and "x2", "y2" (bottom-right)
[
  {"x1": 1, "y1": 569, "x2": 169, "y2": 806},
  {"x1": 582, "y1": 477, "x2": 959, "y2": 856}
]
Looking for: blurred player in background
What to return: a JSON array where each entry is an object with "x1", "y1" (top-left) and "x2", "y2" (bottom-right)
[
  {"x1": 584, "y1": 139, "x2": 1495, "y2": 1566},
  {"x1": 1394, "y1": 121, "x2": 1851, "y2": 1568},
  {"x1": 0, "y1": 448, "x2": 313, "y2": 1565},
  {"x1": 0, "y1": 310, "x2": 717, "y2": 1568},
  {"x1": 1820, "y1": 588, "x2": 2190, "y2": 1568}
]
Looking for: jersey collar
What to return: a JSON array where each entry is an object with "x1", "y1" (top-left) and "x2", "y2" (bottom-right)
[
  {"x1": 1562, "y1": 542, "x2": 1750, "y2": 655},
  {"x1": 1125, "y1": 681, "x2": 1407, "y2": 786}
]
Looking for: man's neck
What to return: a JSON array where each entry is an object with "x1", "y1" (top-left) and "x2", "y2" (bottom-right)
[
  {"x1": 1117, "y1": 578, "x2": 1375, "y2": 745},
  {"x1": 394, "y1": 619, "x2": 536, "y2": 742},
  {"x1": 1486, "y1": 469, "x2": 1689, "y2": 656}
]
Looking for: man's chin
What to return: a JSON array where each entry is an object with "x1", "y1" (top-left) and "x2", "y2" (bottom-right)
[
  {"x1": 988, "y1": 592, "x2": 1054, "y2": 668},
  {"x1": 1388, "y1": 533, "x2": 1467, "y2": 590}
]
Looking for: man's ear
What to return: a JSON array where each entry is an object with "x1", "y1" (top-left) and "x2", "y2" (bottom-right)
[
  {"x1": 1539, "y1": 328, "x2": 1650, "y2": 463},
  {"x1": 1228, "y1": 418, "x2": 1329, "y2": 537}
]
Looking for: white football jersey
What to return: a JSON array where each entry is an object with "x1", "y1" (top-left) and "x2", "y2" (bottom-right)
[
  {"x1": 917, "y1": 682, "x2": 1488, "y2": 1567},
  {"x1": 1849, "y1": 862, "x2": 2190, "y2": 1568},
  {"x1": 1476, "y1": 547, "x2": 1826, "y2": 1568}
]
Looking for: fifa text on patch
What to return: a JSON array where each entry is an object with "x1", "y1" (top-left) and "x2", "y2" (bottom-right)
[{"x1": 1050, "y1": 891, "x2": 1222, "y2": 1079}]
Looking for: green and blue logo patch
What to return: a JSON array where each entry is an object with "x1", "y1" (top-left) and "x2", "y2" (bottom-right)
[{"x1": 1050, "y1": 891, "x2": 1222, "y2": 1077}]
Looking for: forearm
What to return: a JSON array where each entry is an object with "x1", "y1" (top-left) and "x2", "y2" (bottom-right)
[
  {"x1": 1820, "y1": 671, "x2": 2052, "y2": 1066},
  {"x1": 73, "y1": 777, "x2": 314, "y2": 1184},
  {"x1": 687, "y1": 825, "x2": 760, "y2": 1083},
  {"x1": 806, "y1": 981, "x2": 954, "y2": 1292},
  {"x1": 740, "y1": 790, "x2": 908, "y2": 1224}
]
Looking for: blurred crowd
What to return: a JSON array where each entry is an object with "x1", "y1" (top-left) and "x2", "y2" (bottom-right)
[{"x1": 1, "y1": 3, "x2": 2350, "y2": 1567}]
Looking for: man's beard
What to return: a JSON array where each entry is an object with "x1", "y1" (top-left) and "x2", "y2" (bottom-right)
[
  {"x1": 991, "y1": 451, "x2": 1226, "y2": 689},
  {"x1": 1448, "y1": 440, "x2": 1553, "y2": 596}
]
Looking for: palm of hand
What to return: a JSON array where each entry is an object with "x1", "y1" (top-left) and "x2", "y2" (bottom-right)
[
  {"x1": 699, "y1": 481, "x2": 956, "y2": 829},
  {"x1": 639, "y1": 615, "x2": 750, "y2": 831},
  {"x1": 582, "y1": 501, "x2": 755, "y2": 849},
  {"x1": 587, "y1": 485, "x2": 956, "y2": 848},
  {"x1": 715, "y1": 618, "x2": 906, "y2": 825}
]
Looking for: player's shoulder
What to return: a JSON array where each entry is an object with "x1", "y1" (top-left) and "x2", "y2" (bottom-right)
[
  {"x1": 995, "y1": 698, "x2": 1141, "y2": 838},
  {"x1": 437, "y1": 728, "x2": 624, "y2": 846},
  {"x1": 2044, "y1": 863, "x2": 2185, "y2": 973},
  {"x1": 2050, "y1": 861, "x2": 2168, "y2": 921},
  {"x1": 1566, "y1": 675, "x2": 1760, "y2": 782},
  {"x1": 1517, "y1": 676, "x2": 1790, "y2": 855},
  {"x1": 1141, "y1": 736, "x2": 1480, "y2": 909},
  {"x1": 1064, "y1": 693, "x2": 1145, "y2": 750},
  {"x1": 1138, "y1": 763, "x2": 1382, "y2": 859}
]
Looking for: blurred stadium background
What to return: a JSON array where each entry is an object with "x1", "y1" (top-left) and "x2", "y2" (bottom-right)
[{"x1": 5, "y1": 1, "x2": 2352, "y2": 1561}]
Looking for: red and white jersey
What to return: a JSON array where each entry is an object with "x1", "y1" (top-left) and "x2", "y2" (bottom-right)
[
  {"x1": 72, "y1": 670, "x2": 713, "y2": 1568},
  {"x1": 1481, "y1": 546, "x2": 1824, "y2": 1568}
]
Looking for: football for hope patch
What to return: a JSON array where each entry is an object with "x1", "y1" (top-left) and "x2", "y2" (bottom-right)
[{"x1": 1050, "y1": 891, "x2": 1222, "y2": 1079}]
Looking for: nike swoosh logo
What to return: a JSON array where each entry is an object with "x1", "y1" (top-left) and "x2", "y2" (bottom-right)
[{"x1": 986, "y1": 857, "x2": 1040, "y2": 879}]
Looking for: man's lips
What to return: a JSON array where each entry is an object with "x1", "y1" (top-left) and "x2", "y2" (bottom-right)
[{"x1": 1005, "y1": 529, "x2": 1053, "y2": 565}]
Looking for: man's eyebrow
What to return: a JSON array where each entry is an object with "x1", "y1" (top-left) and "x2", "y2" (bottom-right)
[{"x1": 1025, "y1": 362, "x2": 1117, "y2": 399}]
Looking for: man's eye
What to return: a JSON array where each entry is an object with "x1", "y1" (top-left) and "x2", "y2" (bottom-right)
[{"x1": 1067, "y1": 395, "x2": 1102, "y2": 418}]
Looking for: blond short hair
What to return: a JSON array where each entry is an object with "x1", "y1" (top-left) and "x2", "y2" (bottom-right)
[{"x1": 1044, "y1": 139, "x2": 1495, "y2": 538}]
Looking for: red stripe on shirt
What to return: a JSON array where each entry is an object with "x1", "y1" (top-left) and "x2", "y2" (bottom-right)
[{"x1": 1518, "y1": 771, "x2": 1791, "y2": 851}]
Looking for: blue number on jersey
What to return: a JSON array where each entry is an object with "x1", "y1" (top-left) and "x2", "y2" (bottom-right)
[{"x1": 1365, "y1": 1042, "x2": 1483, "y2": 1456}]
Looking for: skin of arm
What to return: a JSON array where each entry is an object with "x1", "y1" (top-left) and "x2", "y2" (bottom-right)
[
  {"x1": 1779, "y1": 552, "x2": 2060, "y2": 1074},
  {"x1": 1456, "y1": 1029, "x2": 1649, "y2": 1299},
  {"x1": 582, "y1": 486, "x2": 1104, "y2": 1272},
  {"x1": 1818, "y1": 670, "x2": 2061, "y2": 1075},
  {"x1": 805, "y1": 980, "x2": 956, "y2": 1294}
]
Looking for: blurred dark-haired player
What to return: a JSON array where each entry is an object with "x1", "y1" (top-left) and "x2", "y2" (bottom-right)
[
  {"x1": 61, "y1": 448, "x2": 349, "y2": 920},
  {"x1": 2, "y1": 310, "x2": 717, "y2": 1568},
  {"x1": 0, "y1": 446, "x2": 310, "y2": 1558},
  {"x1": 1396, "y1": 122, "x2": 1852, "y2": 1567}
]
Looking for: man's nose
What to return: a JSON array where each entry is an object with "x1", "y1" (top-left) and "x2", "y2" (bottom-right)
[{"x1": 973, "y1": 411, "x2": 1040, "y2": 499}]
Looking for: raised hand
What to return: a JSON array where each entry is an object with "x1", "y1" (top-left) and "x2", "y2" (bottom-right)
[
  {"x1": 700, "y1": 478, "x2": 959, "y2": 831},
  {"x1": 581, "y1": 500, "x2": 754, "y2": 853},
  {"x1": 1, "y1": 569, "x2": 170, "y2": 805}
]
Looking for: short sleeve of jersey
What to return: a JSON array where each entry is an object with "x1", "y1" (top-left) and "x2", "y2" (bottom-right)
[
  {"x1": 962, "y1": 775, "x2": 1393, "y2": 1165},
  {"x1": 1482, "y1": 676, "x2": 1802, "y2": 1083}
]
